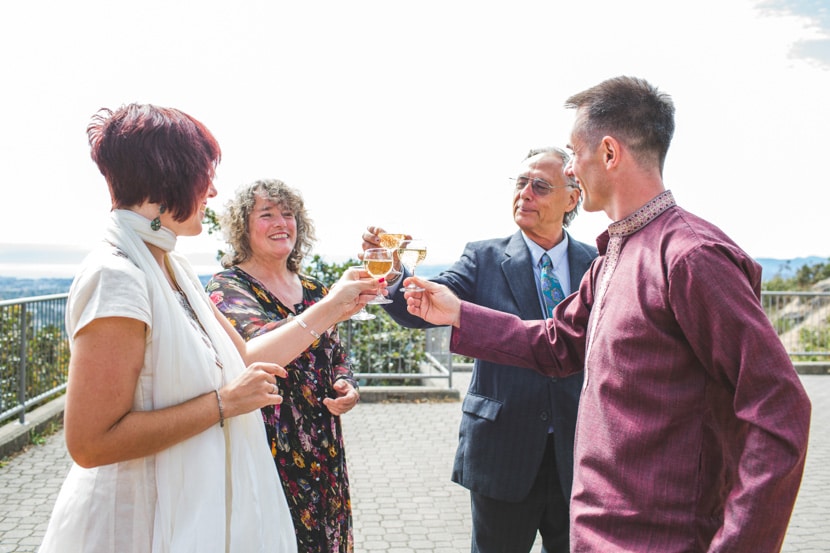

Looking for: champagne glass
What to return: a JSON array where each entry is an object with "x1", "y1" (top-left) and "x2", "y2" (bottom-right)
[
  {"x1": 378, "y1": 231, "x2": 406, "y2": 279},
  {"x1": 349, "y1": 265, "x2": 376, "y2": 321},
  {"x1": 397, "y1": 238, "x2": 427, "y2": 292},
  {"x1": 363, "y1": 248, "x2": 394, "y2": 305},
  {"x1": 378, "y1": 232, "x2": 406, "y2": 250}
]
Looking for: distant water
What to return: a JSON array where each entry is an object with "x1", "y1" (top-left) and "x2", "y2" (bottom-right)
[
  {"x1": 0, "y1": 243, "x2": 223, "y2": 281},
  {"x1": 0, "y1": 263, "x2": 223, "y2": 280},
  {"x1": 0, "y1": 264, "x2": 79, "y2": 279}
]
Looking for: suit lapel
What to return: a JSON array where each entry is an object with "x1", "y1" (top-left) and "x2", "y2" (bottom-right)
[
  {"x1": 502, "y1": 232, "x2": 544, "y2": 320},
  {"x1": 564, "y1": 230, "x2": 596, "y2": 289}
]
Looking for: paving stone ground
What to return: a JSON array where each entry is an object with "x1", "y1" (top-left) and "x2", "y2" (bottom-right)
[{"x1": 1, "y1": 373, "x2": 827, "y2": 552}]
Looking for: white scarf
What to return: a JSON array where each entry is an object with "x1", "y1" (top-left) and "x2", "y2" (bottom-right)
[{"x1": 106, "y1": 210, "x2": 296, "y2": 553}]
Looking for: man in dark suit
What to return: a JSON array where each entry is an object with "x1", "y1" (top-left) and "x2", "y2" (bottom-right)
[{"x1": 361, "y1": 147, "x2": 597, "y2": 553}]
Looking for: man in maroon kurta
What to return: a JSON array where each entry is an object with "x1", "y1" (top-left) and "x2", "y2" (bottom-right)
[{"x1": 402, "y1": 76, "x2": 811, "y2": 552}]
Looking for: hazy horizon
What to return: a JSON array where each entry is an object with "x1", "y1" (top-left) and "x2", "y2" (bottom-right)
[{"x1": 1, "y1": 243, "x2": 826, "y2": 281}]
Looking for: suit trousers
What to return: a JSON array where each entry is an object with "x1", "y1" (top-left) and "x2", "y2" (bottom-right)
[{"x1": 470, "y1": 434, "x2": 569, "y2": 553}]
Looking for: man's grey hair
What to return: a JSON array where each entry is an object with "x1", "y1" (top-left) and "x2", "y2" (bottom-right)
[{"x1": 524, "y1": 146, "x2": 581, "y2": 227}]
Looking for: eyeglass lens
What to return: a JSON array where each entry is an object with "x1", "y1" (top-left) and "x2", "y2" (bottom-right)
[{"x1": 514, "y1": 177, "x2": 554, "y2": 196}]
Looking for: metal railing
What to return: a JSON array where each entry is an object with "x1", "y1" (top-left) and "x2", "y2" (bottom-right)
[
  {"x1": 340, "y1": 316, "x2": 453, "y2": 388},
  {"x1": 762, "y1": 292, "x2": 830, "y2": 364},
  {"x1": 0, "y1": 293, "x2": 454, "y2": 426},
  {"x1": 2, "y1": 291, "x2": 828, "y2": 426},
  {"x1": 0, "y1": 294, "x2": 70, "y2": 426}
]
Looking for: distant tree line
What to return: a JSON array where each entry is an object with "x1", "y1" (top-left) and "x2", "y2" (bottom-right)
[{"x1": 763, "y1": 258, "x2": 830, "y2": 291}]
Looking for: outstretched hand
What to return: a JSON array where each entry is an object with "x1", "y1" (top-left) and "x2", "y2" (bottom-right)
[
  {"x1": 402, "y1": 276, "x2": 462, "y2": 327},
  {"x1": 326, "y1": 266, "x2": 385, "y2": 321}
]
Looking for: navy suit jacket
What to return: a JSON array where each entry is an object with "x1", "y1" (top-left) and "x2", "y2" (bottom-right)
[{"x1": 384, "y1": 230, "x2": 597, "y2": 501}]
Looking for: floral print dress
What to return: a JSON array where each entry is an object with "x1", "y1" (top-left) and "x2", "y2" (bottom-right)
[{"x1": 207, "y1": 267, "x2": 356, "y2": 553}]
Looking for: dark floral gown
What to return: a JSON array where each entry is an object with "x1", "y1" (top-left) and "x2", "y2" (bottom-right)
[{"x1": 207, "y1": 267, "x2": 355, "y2": 553}]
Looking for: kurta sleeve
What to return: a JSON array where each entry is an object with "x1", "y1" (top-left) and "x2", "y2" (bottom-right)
[
  {"x1": 668, "y1": 245, "x2": 811, "y2": 552},
  {"x1": 450, "y1": 265, "x2": 595, "y2": 378}
]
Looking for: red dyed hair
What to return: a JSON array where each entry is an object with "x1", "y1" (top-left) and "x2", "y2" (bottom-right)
[{"x1": 87, "y1": 103, "x2": 221, "y2": 222}]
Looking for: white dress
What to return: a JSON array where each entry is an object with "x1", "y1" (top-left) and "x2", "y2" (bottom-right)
[{"x1": 39, "y1": 211, "x2": 297, "y2": 553}]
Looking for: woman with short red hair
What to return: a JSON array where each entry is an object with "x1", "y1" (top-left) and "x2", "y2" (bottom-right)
[{"x1": 38, "y1": 104, "x2": 379, "y2": 553}]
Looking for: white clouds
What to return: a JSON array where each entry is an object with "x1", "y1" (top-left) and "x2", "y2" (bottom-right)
[{"x1": 1, "y1": 0, "x2": 827, "y2": 269}]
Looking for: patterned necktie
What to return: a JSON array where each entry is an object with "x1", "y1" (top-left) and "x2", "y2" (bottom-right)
[{"x1": 540, "y1": 253, "x2": 566, "y2": 318}]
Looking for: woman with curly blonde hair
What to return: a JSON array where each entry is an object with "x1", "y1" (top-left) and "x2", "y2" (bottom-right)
[{"x1": 207, "y1": 179, "x2": 359, "y2": 553}]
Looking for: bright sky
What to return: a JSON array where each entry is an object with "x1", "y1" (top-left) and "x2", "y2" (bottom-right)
[{"x1": 1, "y1": 0, "x2": 828, "y2": 275}]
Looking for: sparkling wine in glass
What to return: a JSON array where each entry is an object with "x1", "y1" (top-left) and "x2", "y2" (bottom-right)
[
  {"x1": 378, "y1": 232, "x2": 406, "y2": 249},
  {"x1": 363, "y1": 248, "x2": 394, "y2": 305},
  {"x1": 397, "y1": 239, "x2": 427, "y2": 292},
  {"x1": 378, "y1": 232, "x2": 406, "y2": 279}
]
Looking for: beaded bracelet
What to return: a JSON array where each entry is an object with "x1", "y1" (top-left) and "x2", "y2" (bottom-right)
[
  {"x1": 214, "y1": 389, "x2": 225, "y2": 428},
  {"x1": 295, "y1": 317, "x2": 321, "y2": 340}
]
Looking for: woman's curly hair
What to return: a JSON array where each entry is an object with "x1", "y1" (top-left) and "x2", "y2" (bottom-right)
[{"x1": 220, "y1": 179, "x2": 316, "y2": 273}]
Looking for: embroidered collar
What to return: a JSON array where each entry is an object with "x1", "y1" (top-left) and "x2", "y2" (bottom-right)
[{"x1": 608, "y1": 190, "x2": 676, "y2": 237}]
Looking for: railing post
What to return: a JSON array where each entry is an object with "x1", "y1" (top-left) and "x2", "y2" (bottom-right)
[{"x1": 17, "y1": 302, "x2": 28, "y2": 425}]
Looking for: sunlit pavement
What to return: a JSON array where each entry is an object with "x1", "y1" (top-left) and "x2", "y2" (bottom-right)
[{"x1": 1, "y1": 373, "x2": 827, "y2": 552}]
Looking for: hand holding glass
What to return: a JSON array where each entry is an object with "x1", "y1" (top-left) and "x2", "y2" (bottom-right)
[
  {"x1": 349, "y1": 265, "x2": 376, "y2": 321},
  {"x1": 397, "y1": 239, "x2": 427, "y2": 292},
  {"x1": 363, "y1": 248, "x2": 394, "y2": 305}
]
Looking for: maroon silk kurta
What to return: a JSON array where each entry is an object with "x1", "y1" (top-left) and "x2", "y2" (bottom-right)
[{"x1": 451, "y1": 192, "x2": 811, "y2": 552}]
